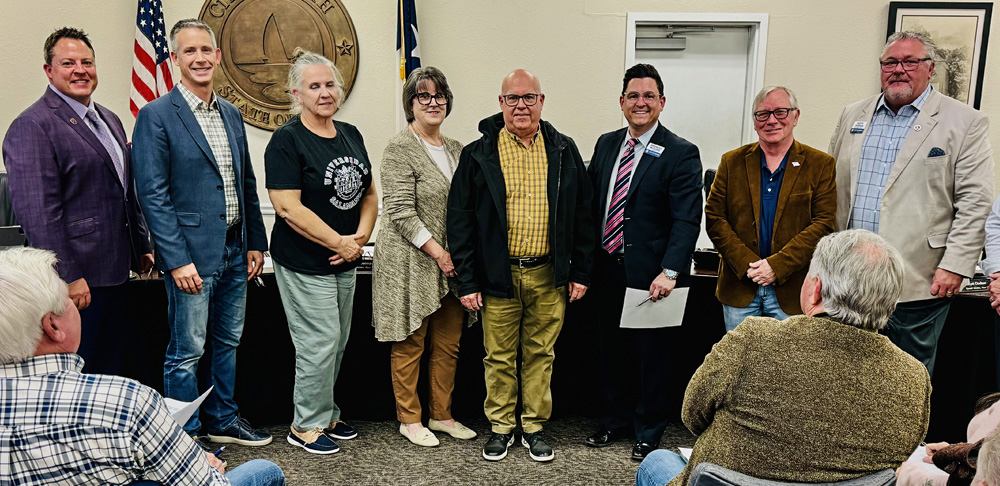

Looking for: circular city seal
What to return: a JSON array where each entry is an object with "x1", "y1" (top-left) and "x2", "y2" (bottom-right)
[{"x1": 199, "y1": 0, "x2": 359, "y2": 130}]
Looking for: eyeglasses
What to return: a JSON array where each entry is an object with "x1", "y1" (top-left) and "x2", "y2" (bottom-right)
[
  {"x1": 415, "y1": 92, "x2": 448, "y2": 105},
  {"x1": 879, "y1": 58, "x2": 932, "y2": 72},
  {"x1": 623, "y1": 92, "x2": 661, "y2": 103},
  {"x1": 753, "y1": 108, "x2": 797, "y2": 122},
  {"x1": 501, "y1": 93, "x2": 540, "y2": 107}
]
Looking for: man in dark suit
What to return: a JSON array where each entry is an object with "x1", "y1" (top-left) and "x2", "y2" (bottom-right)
[
  {"x1": 705, "y1": 86, "x2": 836, "y2": 332},
  {"x1": 584, "y1": 63, "x2": 703, "y2": 460},
  {"x1": 2, "y1": 27, "x2": 153, "y2": 374},
  {"x1": 133, "y1": 19, "x2": 270, "y2": 447}
]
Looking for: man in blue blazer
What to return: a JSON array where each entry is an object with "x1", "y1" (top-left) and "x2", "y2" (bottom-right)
[
  {"x1": 584, "y1": 64, "x2": 703, "y2": 460},
  {"x1": 3, "y1": 27, "x2": 152, "y2": 374},
  {"x1": 133, "y1": 19, "x2": 270, "y2": 446}
]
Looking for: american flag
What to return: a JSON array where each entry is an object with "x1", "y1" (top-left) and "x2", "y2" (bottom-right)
[{"x1": 130, "y1": 0, "x2": 173, "y2": 117}]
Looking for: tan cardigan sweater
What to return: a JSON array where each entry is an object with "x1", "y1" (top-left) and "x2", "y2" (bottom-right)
[{"x1": 372, "y1": 129, "x2": 469, "y2": 342}]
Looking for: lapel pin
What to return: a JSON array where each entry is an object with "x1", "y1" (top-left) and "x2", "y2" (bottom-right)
[
  {"x1": 791, "y1": 161, "x2": 800, "y2": 167},
  {"x1": 913, "y1": 124, "x2": 922, "y2": 131},
  {"x1": 70, "y1": 118, "x2": 77, "y2": 125}
]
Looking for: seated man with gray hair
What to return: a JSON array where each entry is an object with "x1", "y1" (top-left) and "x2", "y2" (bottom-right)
[
  {"x1": 637, "y1": 229, "x2": 931, "y2": 486},
  {"x1": 0, "y1": 247, "x2": 284, "y2": 486}
]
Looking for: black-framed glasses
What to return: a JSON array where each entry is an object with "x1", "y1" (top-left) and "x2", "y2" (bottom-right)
[
  {"x1": 415, "y1": 92, "x2": 448, "y2": 105},
  {"x1": 753, "y1": 108, "x2": 797, "y2": 122},
  {"x1": 501, "y1": 93, "x2": 540, "y2": 107},
  {"x1": 879, "y1": 58, "x2": 932, "y2": 72},
  {"x1": 623, "y1": 91, "x2": 661, "y2": 104}
]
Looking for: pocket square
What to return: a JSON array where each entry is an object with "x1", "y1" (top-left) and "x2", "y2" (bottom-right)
[{"x1": 928, "y1": 147, "x2": 946, "y2": 157}]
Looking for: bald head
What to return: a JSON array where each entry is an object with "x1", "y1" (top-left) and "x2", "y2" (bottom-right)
[
  {"x1": 501, "y1": 69, "x2": 541, "y2": 93},
  {"x1": 499, "y1": 69, "x2": 545, "y2": 141}
]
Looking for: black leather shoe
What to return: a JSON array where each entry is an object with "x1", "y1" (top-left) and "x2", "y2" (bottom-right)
[
  {"x1": 585, "y1": 429, "x2": 621, "y2": 448},
  {"x1": 631, "y1": 441, "x2": 658, "y2": 461}
]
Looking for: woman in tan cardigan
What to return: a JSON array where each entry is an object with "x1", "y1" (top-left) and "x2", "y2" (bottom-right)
[{"x1": 372, "y1": 67, "x2": 476, "y2": 447}]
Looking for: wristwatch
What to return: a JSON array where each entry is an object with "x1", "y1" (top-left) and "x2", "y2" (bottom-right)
[{"x1": 662, "y1": 268, "x2": 679, "y2": 280}]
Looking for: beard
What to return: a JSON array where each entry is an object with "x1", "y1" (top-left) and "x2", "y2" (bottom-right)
[{"x1": 883, "y1": 77, "x2": 914, "y2": 103}]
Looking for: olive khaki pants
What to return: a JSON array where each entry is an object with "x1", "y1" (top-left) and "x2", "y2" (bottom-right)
[
  {"x1": 390, "y1": 294, "x2": 465, "y2": 423},
  {"x1": 481, "y1": 262, "x2": 567, "y2": 434}
]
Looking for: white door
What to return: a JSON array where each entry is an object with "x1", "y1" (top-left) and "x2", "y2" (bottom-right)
[{"x1": 626, "y1": 13, "x2": 768, "y2": 251}]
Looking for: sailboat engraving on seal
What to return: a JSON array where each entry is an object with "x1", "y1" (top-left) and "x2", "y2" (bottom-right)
[{"x1": 199, "y1": 0, "x2": 359, "y2": 130}]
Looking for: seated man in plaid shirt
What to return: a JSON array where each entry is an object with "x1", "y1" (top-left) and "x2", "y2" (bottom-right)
[{"x1": 0, "y1": 247, "x2": 284, "y2": 486}]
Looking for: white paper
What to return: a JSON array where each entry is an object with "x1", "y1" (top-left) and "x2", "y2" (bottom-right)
[
  {"x1": 906, "y1": 446, "x2": 948, "y2": 476},
  {"x1": 164, "y1": 386, "x2": 213, "y2": 427},
  {"x1": 620, "y1": 287, "x2": 688, "y2": 328},
  {"x1": 679, "y1": 447, "x2": 693, "y2": 462}
]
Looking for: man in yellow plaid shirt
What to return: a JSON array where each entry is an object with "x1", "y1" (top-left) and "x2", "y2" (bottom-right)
[{"x1": 447, "y1": 69, "x2": 595, "y2": 463}]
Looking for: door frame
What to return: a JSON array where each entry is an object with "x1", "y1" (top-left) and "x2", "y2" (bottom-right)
[{"x1": 625, "y1": 12, "x2": 769, "y2": 145}]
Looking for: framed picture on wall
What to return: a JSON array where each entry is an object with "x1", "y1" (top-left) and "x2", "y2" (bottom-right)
[{"x1": 887, "y1": 2, "x2": 992, "y2": 109}]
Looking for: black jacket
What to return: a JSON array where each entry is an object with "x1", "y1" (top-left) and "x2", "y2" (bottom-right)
[
  {"x1": 588, "y1": 124, "x2": 703, "y2": 289},
  {"x1": 447, "y1": 113, "x2": 595, "y2": 298}
]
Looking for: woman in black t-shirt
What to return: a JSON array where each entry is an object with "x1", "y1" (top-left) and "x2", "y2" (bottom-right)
[{"x1": 264, "y1": 49, "x2": 377, "y2": 455}]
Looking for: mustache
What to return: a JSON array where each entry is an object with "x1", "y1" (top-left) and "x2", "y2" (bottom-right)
[{"x1": 888, "y1": 75, "x2": 910, "y2": 83}]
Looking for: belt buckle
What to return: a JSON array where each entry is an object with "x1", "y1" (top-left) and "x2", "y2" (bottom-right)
[{"x1": 518, "y1": 258, "x2": 530, "y2": 268}]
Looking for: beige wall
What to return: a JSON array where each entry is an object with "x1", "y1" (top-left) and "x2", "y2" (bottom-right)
[{"x1": 3, "y1": 0, "x2": 998, "y2": 226}]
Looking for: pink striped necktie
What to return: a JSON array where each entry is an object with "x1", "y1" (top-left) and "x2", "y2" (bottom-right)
[{"x1": 602, "y1": 138, "x2": 639, "y2": 254}]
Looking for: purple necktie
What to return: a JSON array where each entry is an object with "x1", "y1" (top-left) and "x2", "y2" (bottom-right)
[
  {"x1": 602, "y1": 138, "x2": 639, "y2": 254},
  {"x1": 86, "y1": 109, "x2": 125, "y2": 191}
]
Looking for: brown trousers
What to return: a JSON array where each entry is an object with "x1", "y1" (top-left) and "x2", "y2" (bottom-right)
[{"x1": 390, "y1": 294, "x2": 465, "y2": 423}]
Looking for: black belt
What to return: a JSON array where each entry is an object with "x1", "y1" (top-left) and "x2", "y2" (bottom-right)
[
  {"x1": 509, "y1": 255, "x2": 550, "y2": 268},
  {"x1": 226, "y1": 224, "x2": 241, "y2": 241}
]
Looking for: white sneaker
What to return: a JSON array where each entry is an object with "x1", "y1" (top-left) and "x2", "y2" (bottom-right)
[
  {"x1": 399, "y1": 423, "x2": 439, "y2": 447},
  {"x1": 428, "y1": 419, "x2": 478, "y2": 439}
]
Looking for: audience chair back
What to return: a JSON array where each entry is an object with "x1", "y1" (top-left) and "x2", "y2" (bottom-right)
[{"x1": 689, "y1": 463, "x2": 897, "y2": 486}]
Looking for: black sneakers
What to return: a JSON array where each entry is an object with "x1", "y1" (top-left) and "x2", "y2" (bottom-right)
[
  {"x1": 206, "y1": 416, "x2": 273, "y2": 446},
  {"x1": 522, "y1": 432, "x2": 554, "y2": 462},
  {"x1": 482, "y1": 432, "x2": 515, "y2": 461}
]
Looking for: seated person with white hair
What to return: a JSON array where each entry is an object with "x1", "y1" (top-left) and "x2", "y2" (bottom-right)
[
  {"x1": 0, "y1": 247, "x2": 285, "y2": 486},
  {"x1": 976, "y1": 429, "x2": 1000, "y2": 486},
  {"x1": 637, "y1": 229, "x2": 932, "y2": 486}
]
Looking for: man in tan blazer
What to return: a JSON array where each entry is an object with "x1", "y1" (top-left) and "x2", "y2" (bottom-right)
[
  {"x1": 829, "y1": 31, "x2": 994, "y2": 376},
  {"x1": 706, "y1": 86, "x2": 836, "y2": 332}
]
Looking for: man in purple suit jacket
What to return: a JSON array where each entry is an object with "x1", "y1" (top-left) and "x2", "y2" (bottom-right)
[{"x1": 2, "y1": 27, "x2": 153, "y2": 374}]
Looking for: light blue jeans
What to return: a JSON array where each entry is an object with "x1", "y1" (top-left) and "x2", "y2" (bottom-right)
[
  {"x1": 636, "y1": 450, "x2": 687, "y2": 486},
  {"x1": 163, "y1": 235, "x2": 246, "y2": 434},
  {"x1": 127, "y1": 458, "x2": 285, "y2": 486},
  {"x1": 722, "y1": 284, "x2": 791, "y2": 332},
  {"x1": 226, "y1": 459, "x2": 286, "y2": 486},
  {"x1": 274, "y1": 263, "x2": 356, "y2": 430}
]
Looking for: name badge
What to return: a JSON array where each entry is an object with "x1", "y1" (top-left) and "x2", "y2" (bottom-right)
[
  {"x1": 645, "y1": 143, "x2": 664, "y2": 157},
  {"x1": 850, "y1": 121, "x2": 867, "y2": 134}
]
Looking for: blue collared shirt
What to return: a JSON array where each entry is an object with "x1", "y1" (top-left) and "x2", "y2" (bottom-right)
[
  {"x1": 0, "y1": 354, "x2": 229, "y2": 485},
  {"x1": 759, "y1": 149, "x2": 789, "y2": 258},
  {"x1": 849, "y1": 85, "x2": 932, "y2": 233},
  {"x1": 47, "y1": 84, "x2": 125, "y2": 167}
]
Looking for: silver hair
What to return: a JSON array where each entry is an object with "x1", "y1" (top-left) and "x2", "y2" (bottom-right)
[
  {"x1": 807, "y1": 230, "x2": 904, "y2": 331},
  {"x1": 975, "y1": 428, "x2": 1000, "y2": 486},
  {"x1": 286, "y1": 48, "x2": 344, "y2": 115},
  {"x1": 169, "y1": 19, "x2": 217, "y2": 53},
  {"x1": 882, "y1": 31, "x2": 938, "y2": 63},
  {"x1": 0, "y1": 248, "x2": 67, "y2": 363},
  {"x1": 752, "y1": 86, "x2": 799, "y2": 112}
]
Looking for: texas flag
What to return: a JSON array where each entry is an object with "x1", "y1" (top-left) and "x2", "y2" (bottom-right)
[{"x1": 397, "y1": 0, "x2": 421, "y2": 80}]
